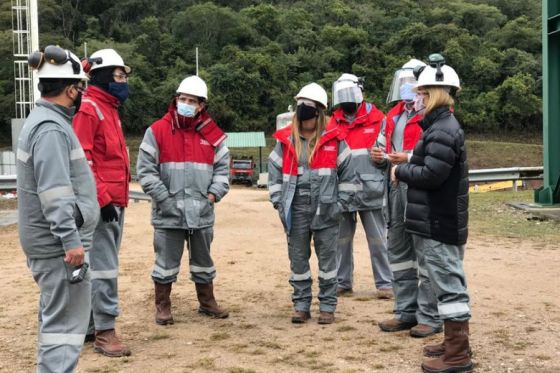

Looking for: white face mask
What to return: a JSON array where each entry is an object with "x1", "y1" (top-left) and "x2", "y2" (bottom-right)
[{"x1": 414, "y1": 95, "x2": 426, "y2": 113}]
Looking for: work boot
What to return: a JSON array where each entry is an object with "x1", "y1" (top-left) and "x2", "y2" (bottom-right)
[
  {"x1": 375, "y1": 288, "x2": 394, "y2": 299},
  {"x1": 93, "y1": 329, "x2": 131, "y2": 357},
  {"x1": 336, "y1": 287, "x2": 353, "y2": 296},
  {"x1": 379, "y1": 318, "x2": 417, "y2": 332},
  {"x1": 154, "y1": 281, "x2": 174, "y2": 325},
  {"x1": 195, "y1": 282, "x2": 229, "y2": 319},
  {"x1": 421, "y1": 320, "x2": 474, "y2": 373},
  {"x1": 424, "y1": 342, "x2": 473, "y2": 358},
  {"x1": 291, "y1": 310, "x2": 311, "y2": 324},
  {"x1": 318, "y1": 311, "x2": 335, "y2": 324},
  {"x1": 411, "y1": 323, "x2": 443, "y2": 338}
]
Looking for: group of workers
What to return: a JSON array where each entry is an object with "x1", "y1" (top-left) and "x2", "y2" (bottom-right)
[
  {"x1": 15, "y1": 43, "x2": 472, "y2": 373},
  {"x1": 268, "y1": 57, "x2": 471, "y2": 373}
]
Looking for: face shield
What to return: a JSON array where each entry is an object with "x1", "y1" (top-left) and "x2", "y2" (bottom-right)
[
  {"x1": 332, "y1": 79, "x2": 363, "y2": 107},
  {"x1": 386, "y1": 68, "x2": 417, "y2": 104}
]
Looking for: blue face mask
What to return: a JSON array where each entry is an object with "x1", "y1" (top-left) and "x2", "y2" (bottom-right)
[
  {"x1": 177, "y1": 102, "x2": 197, "y2": 117},
  {"x1": 108, "y1": 82, "x2": 129, "y2": 103}
]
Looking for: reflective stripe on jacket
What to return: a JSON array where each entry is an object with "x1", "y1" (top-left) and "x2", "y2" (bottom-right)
[
  {"x1": 137, "y1": 109, "x2": 229, "y2": 229},
  {"x1": 327, "y1": 102, "x2": 387, "y2": 211},
  {"x1": 17, "y1": 100, "x2": 99, "y2": 259},
  {"x1": 73, "y1": 86, "x2": 130, "y2": 207},
  {"x1": 268, "y1": 125, "x2": 352, "y2": 234}
]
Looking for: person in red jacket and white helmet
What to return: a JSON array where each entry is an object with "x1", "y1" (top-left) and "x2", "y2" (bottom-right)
[
  {"x1": 137, "y1": 75, "x2": 230, "y2": 325},
  {"x1": 268, "y1": 83, "x2": 352, "y2": 324},
  {"x1": 73, "y1": 48, "x2": 131, "y2": 357}
]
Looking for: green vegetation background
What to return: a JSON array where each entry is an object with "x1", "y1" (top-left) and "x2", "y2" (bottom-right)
[{"x1": 0, "y1": 0, "x2": 541, "y2": 142}]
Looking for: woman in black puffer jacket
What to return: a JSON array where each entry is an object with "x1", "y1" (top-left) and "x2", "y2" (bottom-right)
[{"x1": 392, "y1": 57, "x2": 473, "y2": 373}]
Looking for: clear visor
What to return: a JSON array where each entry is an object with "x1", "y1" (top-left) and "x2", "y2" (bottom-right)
[
  {"x1": 332, "y1": 82, "x2": 363, "y2": 106},
  {"x1": 386, "y1": 69, "x2": 417, "y2": 104}
]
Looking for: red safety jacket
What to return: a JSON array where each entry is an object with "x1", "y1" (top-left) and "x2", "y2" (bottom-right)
[
  {"x1": 273, "y1": 125, "x2": 339, "y2": 176},
  {"x1": 327, "y1": 102, "x2": 384, "y2": 149},
  {"x1": 384, "y1": 101, "x2": 422, "y2": 153},
  {"x1": 73, "y1": 85, "x2": 130, "y2": 207}
]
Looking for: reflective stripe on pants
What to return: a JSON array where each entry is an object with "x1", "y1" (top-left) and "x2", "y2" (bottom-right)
[
  {"x1": 412, "y1": 235, "x2": 471, "y2": 322},
  {"x1": 336, "y1": 209, "x2": 392, "y2": 290},
  {"x1": 387, "y1": 183, "x2": 440, "y2": 326},
  {"x1": 288, "y1": 198, "x2": 339, "y2": 313},
  {"x1": 90, "y1": 207, "x2": 125, "y2": 331},
  {"x1": 29, "y1": 256, "x2": 90, "y2": 373},
  {"x1": 152, "y1": 227, "x2": 216, "y2": 284}
]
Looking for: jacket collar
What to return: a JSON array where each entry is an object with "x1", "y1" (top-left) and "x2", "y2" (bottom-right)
[
  {"x1": 420, "y1": 106, "x2": 452, "y2": 131},
  {"x1": 84, "y1": 85, "x2": 120, "y2": 108},
  {"x1": 35, "y1": 99, "x2": 74, "y2": 122}
]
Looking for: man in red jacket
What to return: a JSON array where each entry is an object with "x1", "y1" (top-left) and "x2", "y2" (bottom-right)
[{"x1": 73, "y1": 48, "x2": 131, "y2": 357}]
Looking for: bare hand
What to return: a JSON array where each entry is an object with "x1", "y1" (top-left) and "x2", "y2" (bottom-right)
[
  {"x1": 387, "y1": 152, "x2": 408, "y2": 165},
  {"x1": 391, "y1": 165, "x2": 399, "y2": 186},
  {"x1": 64, "y1": 247, "x2": 85, "y2": 266},
  {"x1": 207, "y1": 193, "x2": 216, "y2": 204},
  {"x1": 371, "y1": 147, "x2": 385, "y2": 163}
]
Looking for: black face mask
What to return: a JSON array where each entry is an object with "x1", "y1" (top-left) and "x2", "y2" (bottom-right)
[
  {"x1": 340, "y1": 102, "x2": 358, "y2": 115},
  {"x1": 296, "y1": 104, "x2": 318, "y2": 122}
]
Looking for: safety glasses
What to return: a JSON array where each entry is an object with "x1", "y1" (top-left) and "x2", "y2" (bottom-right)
[{"x1": 28, "y1": 45, "x2": 81, "y2": 75}]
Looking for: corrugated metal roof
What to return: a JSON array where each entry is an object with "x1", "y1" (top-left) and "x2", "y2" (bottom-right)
[{"x1": 225, "y1": 132, "x2": 266, "y2": 148}]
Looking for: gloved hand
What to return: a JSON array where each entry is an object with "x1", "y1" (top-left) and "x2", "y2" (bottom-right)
[{"x1": 100, "y1": 203, "x2": 119, "y2": 222}]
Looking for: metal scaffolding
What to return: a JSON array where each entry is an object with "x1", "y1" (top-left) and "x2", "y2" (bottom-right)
[{"x1": 11, "y1": 0, "x2": 39, "y2": 119}]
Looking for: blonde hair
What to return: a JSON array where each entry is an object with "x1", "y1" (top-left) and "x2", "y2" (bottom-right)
[
  {"x1": 423, "y1": 86, "x2": 455, "y2": 115},
  {"x1": 291, "y1": 108, "x2": 327, "y2": 164}
]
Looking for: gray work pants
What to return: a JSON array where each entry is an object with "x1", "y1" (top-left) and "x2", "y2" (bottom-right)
[
  {"x1": 151, "y1": 227, "x2": 216, "y2": 284},
  {"x1": 29, "y1": 256, "x2": 91, "y2": 373},
  {"x1": 412, "y1": 235, "x2": 471, "y2": 322},
  {"x1": 288, "y1": 197, "x2": 339, "y2": 313},
  {"x1": 336, "y1": 209, "x2": 393, "y2": 290},
  {"x1": 89, "y1": 206, "x2": 125, "y2": 331},
  {"x1": 387, "y1": 183, "x2": 440, "y2": 326}
]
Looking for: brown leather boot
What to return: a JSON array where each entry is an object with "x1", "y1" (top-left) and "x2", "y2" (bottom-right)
[
  {"x1": 423, "y1": 342, "x2": 446, "y2": 358},
  {"x1": 93, "y1": 329, "x2": 131, "y2": 357},
  {"x1": 410, "y1": 323, "x2": 443, "y2": 338},
  {"x1": 421, "y1": 320, "x2": 474, "y2": 373},
  {"x1": 379, "y1": 318, "x2": 417, "y2": 332},
  {"x1": 195, "y1": 282, "x2": 229, "y2": 319},
  {"x1": 291, "y1": 310, "x2": 311, "y2": 324},
  {"x1": 318, "y1": 311, "x2": 335, "y2": 324},
  {"x1": 155, "y1": 282, "x2": 174, "y2": 325}
]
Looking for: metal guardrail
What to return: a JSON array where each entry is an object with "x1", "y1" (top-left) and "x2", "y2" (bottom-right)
[
  {"x1": 468, "y1": 167, "x2": 543, "y2": 183},
  {"x1": 0, "y1": 167, "x2": 545, "y2": 195}
]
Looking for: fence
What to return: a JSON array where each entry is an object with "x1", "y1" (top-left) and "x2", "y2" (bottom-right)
[{"x1": 0, "y1": 151, "x2": 16, "y2": 175}]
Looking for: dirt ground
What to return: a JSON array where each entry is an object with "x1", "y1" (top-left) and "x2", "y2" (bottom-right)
[{"x1": 0, "y1": 186, "x2": 559, "y2": 373}]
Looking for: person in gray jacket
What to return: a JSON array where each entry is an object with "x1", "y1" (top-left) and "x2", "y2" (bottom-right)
[
  {"x1": 269, "y1": 83, "x2": 352, "y2": 324},
  {"x1": 137, "y1": 76, "x2": 230, "y2": 324},
  {"x1": 18, "y1": 45, "x2": 99, "y2": 373}
]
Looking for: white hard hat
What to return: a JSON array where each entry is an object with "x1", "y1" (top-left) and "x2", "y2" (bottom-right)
[
  {"x1": 332, "y1": 73, "x2": 364, "y2": 106},
  {"x1": 295, "y1": 83, "x2": 328, "y2": 108},
  {"x1": 31, "y1": 46, "x2": 88, "y2": 81},
  {"x1": 414, "y1": 65, "x2": 460, "y2": 91},
  {"x1": 177, "y1": 75, "x2": 208, "y2": 100},
  {"x1": 89, "y1": 49, "x2": 131, "y2": 74},
  {"x1": 386, "y1": 58, "x2": 427, "y2": 103}
]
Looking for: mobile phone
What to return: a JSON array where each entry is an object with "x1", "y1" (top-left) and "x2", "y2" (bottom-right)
[{"x1": 70, "y1": 262, "x2": 89, "y2": 284}]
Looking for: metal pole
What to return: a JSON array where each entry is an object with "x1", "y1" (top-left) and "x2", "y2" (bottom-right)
[
  {"x1": 535, "y1": 0, "x2": 560, "y2": 204},
  {"x1": 29, "y1": 0, "x2": 39, "y2": 104},
  {"x1": 196, "y1": 47, "x2": 199, "y2": 76}
]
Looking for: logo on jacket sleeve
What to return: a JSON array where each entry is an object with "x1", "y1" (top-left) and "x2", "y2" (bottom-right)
[
  {"x1": 323, "y1": 145, "x2": 336, "y2": 152},
  {"x1": 363, "y1": 128, "x2": 375, "y2": 134},
  {"x1": 200, "y1": 139, "x2": 210, "y2": 146}
]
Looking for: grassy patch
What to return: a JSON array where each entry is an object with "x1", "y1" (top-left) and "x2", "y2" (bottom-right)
[
  {"x1": 469, "y1": 191, "x2": 560, "y2": 244},
  {"x1": 229, "y1": 368, "x2": 257, "y2": 373},
  {"x1": 466, "y1": 140, "x2": 542, "y2": 169},
  {"x1": 379, "y1": 345, "x2": 403, "y2": 352},
  {"x1": 148, "y1": 330, "x2": 170, "y2": 341},
  {"x1": 193, "y1": 357, "x2": 215, "y2": 369}
]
